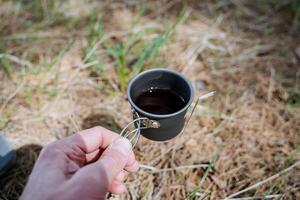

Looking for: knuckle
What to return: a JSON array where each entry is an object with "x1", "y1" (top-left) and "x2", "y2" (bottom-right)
[
  {"x1": 92, "y1": 126, "x2": 105, "y2": 133},
  {"x1": 39, "y1": 142, "x2": 60, "y2": 160},
  {"x1": 92, "y1": 126, "x2": 119, "y2": 137}
]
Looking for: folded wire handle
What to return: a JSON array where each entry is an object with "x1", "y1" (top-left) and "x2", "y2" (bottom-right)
[
  {"x1": 182, "y1": 91, "x2": 216, "y2": 132},
  {"x1": 119, "y1": 111, "x2": 160, "y2": 147}
]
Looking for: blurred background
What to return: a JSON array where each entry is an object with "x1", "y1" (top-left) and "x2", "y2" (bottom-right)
[{"x1": 0, "y1": 0, "x2": 299, "y2": 199}]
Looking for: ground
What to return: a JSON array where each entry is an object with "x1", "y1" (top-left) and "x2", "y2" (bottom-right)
[{"x1": 0, "y1": 0, "x2": 300, "y2": 199}]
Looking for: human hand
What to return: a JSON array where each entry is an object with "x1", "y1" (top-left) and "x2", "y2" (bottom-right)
[{"x1": 21, "y1": 127, "x2": 139, "y2": 200}]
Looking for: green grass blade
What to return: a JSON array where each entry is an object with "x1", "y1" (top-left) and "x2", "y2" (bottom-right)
[
  {"x1": 188, "y1": 145, "x2": 222, "y2": 200},
  {"x1": 0, "y1": 54, "x2": 12, "y2": 78}
]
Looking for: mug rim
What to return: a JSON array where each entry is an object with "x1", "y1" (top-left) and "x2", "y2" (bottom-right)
[{"x1": 127, "y1": 68, "x2": 194, "y2": 119}]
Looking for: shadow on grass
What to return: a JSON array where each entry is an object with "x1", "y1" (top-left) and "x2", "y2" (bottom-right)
[
  {"x1": 0, "y1": 144, "x2": 42, "y2": 200},
  {"x1": 82, "y1": 113, "x2": 122, "y2": 133}
]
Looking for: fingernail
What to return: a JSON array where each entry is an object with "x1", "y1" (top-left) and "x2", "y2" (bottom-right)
[{"x1": 111, "y1": 138, "x2": 132, "y2": 156}]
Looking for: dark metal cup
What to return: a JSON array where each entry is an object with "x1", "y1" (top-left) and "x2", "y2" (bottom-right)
[{"x1": 127, "y1": 68, "x2": 194, "y2": 141}]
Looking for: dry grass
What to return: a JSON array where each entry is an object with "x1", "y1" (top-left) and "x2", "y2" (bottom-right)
[{"x1": 0, "y1": 0, "x2": 300, "y2": 199}]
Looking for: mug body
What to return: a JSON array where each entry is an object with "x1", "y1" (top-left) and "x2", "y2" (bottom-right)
[{"x1": 127, "y1": 68, "x2": 194, "y2": 141}]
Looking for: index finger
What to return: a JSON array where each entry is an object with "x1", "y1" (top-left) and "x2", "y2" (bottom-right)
[{"x1": 64, "y1": 126, "x2": 120, "y2": 153}]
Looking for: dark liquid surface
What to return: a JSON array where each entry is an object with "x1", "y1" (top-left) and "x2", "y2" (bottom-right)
[{"x1": 135, "y1": 89, "x2": 186, "y2": 115}]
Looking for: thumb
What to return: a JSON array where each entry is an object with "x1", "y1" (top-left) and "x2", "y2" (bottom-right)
[{"x1": 97, "y1": 137, "x2": 132, "y2": 184}]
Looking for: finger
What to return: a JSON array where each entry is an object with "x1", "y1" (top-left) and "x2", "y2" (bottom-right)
[
  {"x1": 84, "y1": 136, "x2": 139, "y2": 166},
  {"x1": 109, "y1": 181, "x2": 127, "y2": 194},
  {"x1": 67, "y1": 160, "x2": 81, "y2": 174},
  {"x1": 125, "y1": 160, "x2": 139, "y2": 172},
  {"x1": 63, "y1": 126, "x2": 120, "y2": 153},
  {"x1": 109, "y1": 171, "x2": 125, "y2": 193},
  {"x1": 98, "y1": 138, "x2": 132, "y2": 182},
  {"x1": 85, "y1": 152, "x2": 139, "y2": 172},
  {"x1": 114, "y1": 171, "x2": 125, "y2": 182},
  {"x1": 86, "y1": 138, "x2": 132, "y2": 185},
  {"x1": 85, "y1": 141, "x2": 139, "y2": 171},
  {"x1": 67, "y1": 138, "x2": 132, "y2": 197},
  {"x1": 124, "y1": 150, "x2": 139, "y2": 172},
  {"x1": 85, "y1": 149, "x2": 101, "y2": 163}
]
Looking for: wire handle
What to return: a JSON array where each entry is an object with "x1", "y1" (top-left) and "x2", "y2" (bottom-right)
[
  {"x1": 120, "y1": 111, "x2": 160, "y2": 147},
  {"x1": 182, "y1": 91, "x2": 216, "y2": 133}
]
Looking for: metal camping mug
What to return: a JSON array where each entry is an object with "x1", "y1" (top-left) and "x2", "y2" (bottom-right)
[{"x1": 127, "y1": 68, "x2": 194, "y2": 141}]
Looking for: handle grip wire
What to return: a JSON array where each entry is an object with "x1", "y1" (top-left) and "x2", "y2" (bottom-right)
[{"x1": 120, "y1": 111, "x2": 160, "y2": 148}]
